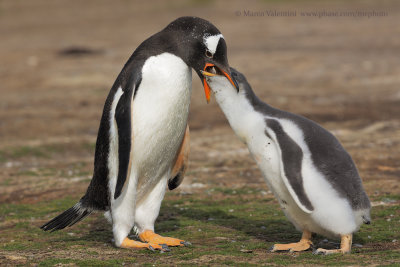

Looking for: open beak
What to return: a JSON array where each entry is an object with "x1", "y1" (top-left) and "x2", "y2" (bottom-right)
[{"x1": 201, "y1": 63, "x2": 238, "y2": 103}]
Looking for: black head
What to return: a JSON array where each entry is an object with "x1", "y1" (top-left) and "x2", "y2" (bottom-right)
[
  {"x1": 161, "y1": 17, "x2": 237, "y2": 102},
  {"x1": 230, "y1": 67, "x2": 248, "y2": 88},
  {"x1": 229, "y1": 67, "x2": 257, "y2": 99}
]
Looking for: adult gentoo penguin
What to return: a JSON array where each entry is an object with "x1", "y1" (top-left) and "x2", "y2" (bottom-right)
[
  {"x1": 201, "y1": 68, "x2": 371, "y2": 255},
  {"x1": 41, "y1": 17, "x2": 237, "y2": 251}
]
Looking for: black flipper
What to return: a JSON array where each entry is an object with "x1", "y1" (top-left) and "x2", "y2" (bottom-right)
[
  {"x1": 114, "y1": 79, "x2": 141, "y2": 199},
  {"x1": 266, "y1": 119, "x2": 314, "y2": 213}
]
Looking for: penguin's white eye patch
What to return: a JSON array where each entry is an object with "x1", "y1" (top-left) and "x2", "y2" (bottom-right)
[
  {"x1": 205, "y1": 49, "x2": 213, "y2": 58},
  {"x1": 203, "y1": 33, "x2": 224, "y2": 55}
]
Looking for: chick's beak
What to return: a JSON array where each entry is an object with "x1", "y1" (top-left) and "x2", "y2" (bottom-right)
[{"x1": 201, "y1": 63, "x2": 238, "y2": 103}]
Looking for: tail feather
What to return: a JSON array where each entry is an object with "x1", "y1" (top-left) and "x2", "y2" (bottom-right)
[
  {"x1": 362, "y1": 215, "x2": 371, "y2": 225},
  {"x1": 41, "y1": 202, "x2": 92, "y2": 232}
]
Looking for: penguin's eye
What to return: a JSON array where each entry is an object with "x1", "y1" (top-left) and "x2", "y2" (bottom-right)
[{"x1": 205, "y1": 50, "x2": 213, "y2": 58}]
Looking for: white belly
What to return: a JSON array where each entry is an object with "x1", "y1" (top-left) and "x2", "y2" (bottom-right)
[
  {"x1": 245, "y1": 119, "x2": 323, "y2": 234},
  {"x1": 131, "y1": 53, "x2": 192, "y2": 197},
  {"x1": 240, "y1": 113, "x2": 285, "y2": 199}
]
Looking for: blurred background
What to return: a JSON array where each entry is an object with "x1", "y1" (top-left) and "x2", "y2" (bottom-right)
[{"x1": 0, "y1": 0, "x2": 399, "y2": 265}]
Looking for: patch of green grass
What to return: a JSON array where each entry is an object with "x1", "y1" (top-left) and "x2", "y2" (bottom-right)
[
  {"x1": 37, "y1": 258, "x2": 130, "y2": 267},
  {"x1": 211, "y1": 186, "x2": 267, "y2": 196},
  {"x1": 190, "y1": 0, "x2": 214, "y2": 6},
  {"x1": 11, "y1": 146, "x2": 51, "y2": 158},
  {"x1": 17, "y1": 170, "x2": 39, "y2": 176},
  {"x1": 1, "y1": 177, "x2": 13, "y2": 186},
  {"x1": 0, "y1": 141, "x2": 96, "y2": 162},
  {"x1": 374, "y1": 193, "x2": 400, "y2": 202},
  {"x1": 82, "y1": 141, "x2": 96, "y2": 152},
  {"x1": 1, "y1": 191, "x2": 399, "y2": 265},
  {"x1": 0, "y1": 151, "x2": 6, "y2": 162},
  {"x1": 0, "y1": 145, "x2": 61, "y2": 161},
  {"x1": 39, "y1": 167, "x2": 58, "y2": 177},
  {"x1": 0, "y1": 197, "x2": 77, "y2": 220}
]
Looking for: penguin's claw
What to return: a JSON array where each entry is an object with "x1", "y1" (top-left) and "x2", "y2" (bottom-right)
[
  {"x1": 148, "y1": 243, "x2": 170, "y2": 252},
  {"x1": 161, "y1": 244, "x2": 171, "y2": 252},
  {"x1": 181, "y1": 241, "x2": 192, "y2": 246},
  {"x1": 139, "y1": 230, "x2": 188, "y2": 247},
  {"x1": 313, "y1": 248, "x2": 351, "y2": 255}
]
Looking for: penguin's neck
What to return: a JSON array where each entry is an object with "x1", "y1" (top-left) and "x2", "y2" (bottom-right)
[
  {"x1": 214, "y1": 88, "x2": 259, "y2": 143},
  {"x1": 213, "y1": 80, "x2": 278, "y2": 143}
]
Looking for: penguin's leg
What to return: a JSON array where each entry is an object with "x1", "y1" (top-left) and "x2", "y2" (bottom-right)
[
  {"x1": 111, "y1": 174, "x2": 164, "y2": 251},
  {"x1": 270, "y1": 230, "x2": 313, "y2": 252},
  {"x1": 135, "y1": 176, "x2": 190, "y2": 247},
  {"x1": 313, "y1": 234, "x2": 352, "y2": 255}
]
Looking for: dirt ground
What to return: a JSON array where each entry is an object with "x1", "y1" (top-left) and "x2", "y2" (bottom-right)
[{"x1": 1, "y1": 0, "x2": 399, "y2": 266}]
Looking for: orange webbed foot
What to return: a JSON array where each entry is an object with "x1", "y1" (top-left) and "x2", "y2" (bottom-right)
[
  {"x1": 270, "y1": 230, "x2": 313, "y2": 253},
  {"x1": 120, "y1": 237, "x2": 170, "y2": 252},
  {"x1": 139, "y1": 230, "x2": 191, "y2": 247}
]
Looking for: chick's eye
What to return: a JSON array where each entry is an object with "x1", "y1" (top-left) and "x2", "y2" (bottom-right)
[{"x1": 205, "y1": 50, "x2": 213, "y2": 58}]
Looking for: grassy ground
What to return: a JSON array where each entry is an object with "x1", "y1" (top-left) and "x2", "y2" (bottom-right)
[
  {"x1": 0, "y1": 132, "x2": 399, "y2": 266},
  {"x1": 0, "y1": 184, "x2": 399, "y2": 266},
  {"x1": 1, "y1": 0, "x2": 400, "y2": 266}
]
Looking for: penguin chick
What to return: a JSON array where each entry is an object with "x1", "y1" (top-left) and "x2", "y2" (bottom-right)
[
  {"x1": 41, "y1": 17, "x2": 237, "y2": 252},
  {"x1": 202, "y1": 68, "x2": 371, "y2": 255}
]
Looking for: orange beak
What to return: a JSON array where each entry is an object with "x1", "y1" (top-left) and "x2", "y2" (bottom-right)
[{"x1": 202, "y1": 63, "x2": 237, "y2": 103}]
